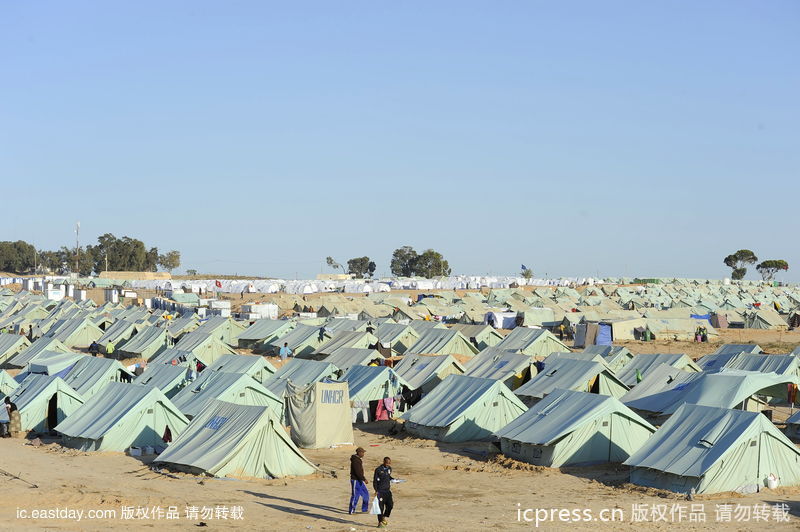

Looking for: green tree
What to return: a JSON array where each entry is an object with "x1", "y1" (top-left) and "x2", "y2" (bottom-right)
[
  {"x1": 0, "y1": 241, "x2": 36, "y2": 274},
  {"x1": 326, "y1": 256, "x2": 342, "y2": 271},
  {"x1": 413, "y1": 249, "x2": 451, "y2": 277},
  {"x1": 390, "y1": 246, "x2": 418, "y2": 277},
  {"x1": 756, "y1": 259, "x2": 789, "y2": 281},
  {"x1": 186, "y1": 269, "x2": 198, "y2": 276},
  {"x1": 521, "y1": 268, "x2": 533, "y2": 280},
  {"x1": 158, "y1": 250, "x2": 181, "y2": 273},
  {"x1": 723, "y1": 249, "x2": 758, "y2": 280},
  {"x1": 347, "y1": 256, "x2": 377, "y2": 279}
]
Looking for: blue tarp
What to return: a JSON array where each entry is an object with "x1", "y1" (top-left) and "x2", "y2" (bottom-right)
[
  {"x1": 596, "y1": 324, "x2": 613, "y2": 346},
  {"x1": 690, "y1": 314, "x2": 712, "y2": 324}
]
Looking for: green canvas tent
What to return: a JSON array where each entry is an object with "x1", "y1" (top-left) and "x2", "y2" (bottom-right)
[
  {"x1": 714, "y1": 344, "x2": 763, "y2": 355},
  {"x1": 0, "y1": 375, "x2": 85, "y2": 433},
  {"x1": 236, "y1": 319, "x2": 294, "y2": 350},
  {"x1": 311, "y1": 331, "x2": 378, "y2": 359},
  {"x1": 373, "y1": 323, "x2": 419, "y2": 354},
  {"x1": 118, "y1": 325, "x2": 168, "y2": 361},
  {"x1": 286, "y1": 379, "x2": 354, "y2": 449},
  {"x1": 267, "y1": 324, "x2": 331, "y2": 357},
  {"x1": 494, "y1": 328, "x2": 570, "y2": 358},
  {"x1": 5, "y1": 336, "x2": 70, "y2": 369},
  {"x1": 264, "y1": 359, "x2": 340, "y2": 399},
  {"x1": 0, "y1": 369, "x2": 18, "y2": 396},
  {"x1": 171, "y1": 370, "x2": 283, "y2": 420},
  {"x1": 405, "y1": 328, "x2": 479, "y2": 358},
  {"x1": 48, "y1": 317, "x2": 104, "y2": 348},
  {"x1": 625, "y1": 404, "x2": 800, "y2": 494},
  {"x1": 55, "y1": 382, "x2": 189, "y2": 452},
  {"x1": 193, "y1": 316, "x2": 247, "y2": 346},
  {"x1": 322, "y1": 347, "x2": 381, "y2": 375},
  {"x1": 622, "y1": 370, "x2": 800, "y2": 417},
  {"x1": 342, "y1": 366, "x2": 407, "y2": 420},
  {"x1": 62, "y1": 357, "x2": 134, "y2": 398},
  {"x1": 582, "y1": 345, "x2": 634, "y2": 372},
  {"x1": 463, "y1": 348, "x2": 535, "y2": 390},
  {"x1": 0, "y1": 333, "x2": 30, "y2": 365},
  {"x1": 513, "y1": 358, "x2": 629, "y2": 405},
  {"x1": 495, "y1": 388, "x2": 655, "y2": 467},
  {"x1": 401, "y1": 374, "x2": 527, "y2": 442},
  {"x1": 96, "y1": 319, "x2": 138, "y2": 349},
  {"x1": 203, "y1": 354, "x2": 277, "y2": 384},
  {"x1": 448, "y1": 324, "x2": 504, "y2": 350},
  {"x1": 25, "y1": 351, "x2": 85, "y2": 376},
  {"x1": 154, "y1": 400, "x2": 317, "y2": 479},
  {"x1": 785, "y1": 410, "x2": 800, "y2": 440},
  {"x1": 393, "y1": 354, "x2": 465, "y2": 393},
  {"x1": 134, "y1": 364, "x2": 192, "y2": 398},
  {"x1": 616, "y1": 354, "x2": 701, "y2": 387},
  {"x1": 173, "y1": 332, "x2": 237, "y2": 366}
]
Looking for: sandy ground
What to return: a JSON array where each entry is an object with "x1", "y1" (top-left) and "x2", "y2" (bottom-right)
[{"x1": 0, "y1": 422, "x2": 798, "y2": 532}]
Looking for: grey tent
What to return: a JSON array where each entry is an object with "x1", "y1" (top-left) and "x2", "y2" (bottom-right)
[
  {"x1": 0, "y1": 369, "x2": 18, "y2": 396},
  {"x1": 5, "y1": 337, "x2": 70, "y2": 369},
  {"x1": 616, "y1": 354, "x2": 701, "y2": 387},
  {"x1": 494, "y1": 327, "x2": 570, "y2": 358},
  {"x1": 236, "y1": 319, "x2": 294, "y2": 350},
  {"x1": 264, "y1": 359, "x2": 340, "y2": 398},
  {"x1": 55, "y1": 382, "x2": 189, "y2": 452},
  {"x1": 0, "y1": 333, "x2": 30, "y2": 365},
  {"x1": 401, "y1": 374, "x2": 527, "y2": 442},
  {"x1": 623, "y1": 370, "x2": 800, "y2": 417},
  {"x1": 285, "y1": 379, "x2": 354, "y2": 449},
  {"x1": 514, "y1": 358, "x2": 629, "y2": 405},
  {"x1": 171, "y1": 371, "x2": 283, "y2": 420},
  {"x1": 582, "y1": 345, "x2": 634, "y2": 372},
  {"x1": 173, "y1": 332, "x2": 237, "y2": 366},
  {"x1": 134, "y1": 364, "x2": 192, "y2": 398},
  {"x1": 713, "y1": 344, "x2": 763, "y2": 355},
  {"x1": 785, "y1": 410, "x2": 800, "y2": 440},
  {"x1": 342, "y1": 365, "x2": 407, "y2": 406},
  {"x1": 155, "y1": 400, "x2": 317, "y2": 479},
  {"x1": 405, "y1": 328, "x2": 479, "y2": 357},
  {"x1": 0, "y1": 375, "x2": 84, "y2": 433},
  {"x1": 322, "y1": 347, "x2": 381, "y2": 375},
  {"x1": 61, "y1": 357, "x2": 134, "y2": 398},
  {"x1": 118, "y1": 325, "x2": 168, "y2": 361},
  {"x1": 625, "y1": 403, "x2": 800, "y2": 494},
  {"x1": 393, "y1": 354, "x2": 465, "y2": 393},
  {"x1": 495, "y1": 388, "x2": 655, "y2": 467},
  {"x1": 463, "y1": 348, "x2": 535, "y2": 390},
  {"x1": 203, "y1": 354, "x2": 277, "y2": 384}
]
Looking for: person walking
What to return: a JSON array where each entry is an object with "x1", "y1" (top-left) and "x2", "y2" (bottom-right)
[
  {"x1": 373, "y1": 456, "x2": 394, "y2": 528},
  {"x1": 279, "y1": 342, "x2": 292, "y2": 362},
  {"x1": 348, "y1": 447, "x2": 369, "y2": 514},
  {"x1": 88, "y1": 341, "x2": 100, "y2": 357}
]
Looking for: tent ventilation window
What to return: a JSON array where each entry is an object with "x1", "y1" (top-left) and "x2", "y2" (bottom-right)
[
  {"x1": 750, "y1": 440, "x2": 757, "y2": 447},
  {"x1": 602, "y1": 421, "x2": 609, "y2": 427},
  {"x1": 492, "y1": 402, "x2": 498, "y2": 407},
  {"x1": 147, "y1": 409, "x2": 153, "y2": 414},
  {"x1": 239, "y1": 392, "x2": 245, "y2": 397}
]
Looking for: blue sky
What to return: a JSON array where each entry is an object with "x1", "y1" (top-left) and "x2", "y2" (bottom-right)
[{"x1": 1, "y1": 1, "x2": 798, "y2": 280}]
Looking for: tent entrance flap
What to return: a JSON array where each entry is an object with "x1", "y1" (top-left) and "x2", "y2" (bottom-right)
[{"x1": 47, "y1": 394, "x2": 58, "y2": 431}]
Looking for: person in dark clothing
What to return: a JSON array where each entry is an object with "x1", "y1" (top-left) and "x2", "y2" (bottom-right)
[
  {"x1": 88, "y1": 341, "x2": 100, "y2": 357},
  {"x1": 373, "y1": 457, "x2": 394, "y2": 527},
  {"x1": 348, "y1": 447, "x2": 369, "y2": 514}
]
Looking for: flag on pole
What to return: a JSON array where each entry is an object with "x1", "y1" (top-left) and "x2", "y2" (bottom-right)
[
  {"x1": 521, "y1": 264, "x2": 528, "y2": 271},
  {"x1": 215, "y1": 280, "x2": 222, "y2": 288}
]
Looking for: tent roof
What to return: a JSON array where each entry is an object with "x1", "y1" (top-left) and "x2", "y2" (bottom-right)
[
  {"x1": 623, "y1": 403, "x2": 800, "y2": 477},
  {"x1": 204, "y1": 354, "x2": 276, "y2": 377},
  {"x1": 623, "y1": 370, "x2": 800, "y2": 415},
  {"x1": 62, "y1": 357, "x2": 132, "y2": 396},
  {"x1": 406, "y1": 328, "x2": 478, "y2": 356},
  {"x1": 171, "y1": 371, "x2": 279, "y2": 418},
  {"x1": 55, "y1": 383, "x2": 186, "y2": 440},
  {"x1": 393, "y1": 354, "x2": 465, "y2": 390},
  {"x1": 464, "y1": 349, "x2": 533, "y2": 381},
  {"x1": 342, "y1": 365, "x2": 407, "y2": 399},
  {"x1": 514, "y1": 358, "x2": 627, "y2": 399},
  {"x1": 236, "y1": 319, "x2": 294, "y2": 341},
  {"x1": 134, "y1": 364, "x2": 191, "y2": 391},
  {"x1": 264, "y1": 359, "x2": 339, "y2": 397},
  {"x1": 495, "y1": 388, "x2": 655, "y2": 444},
  {"x1": 401, "y1": 374, "x2": 525, "y2": 428},
  {"x1": 616, "y1": 354, "x2": 700, "y2": 386}
]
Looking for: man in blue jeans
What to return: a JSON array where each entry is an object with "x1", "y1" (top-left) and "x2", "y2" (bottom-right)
[{"x1": 348, "y1": 447, "x2": 369, "y2": 514}]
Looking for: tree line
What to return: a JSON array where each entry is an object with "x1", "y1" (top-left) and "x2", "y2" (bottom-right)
[
  {"x1": 723, "y1": 249, "x2": 789, "y2": 281},
  {"x1": 326, "y1": 246, "x2": 451, "y2": 279},
  {"x1": 0, "y1": 235, "x2": 180, "y2": 276}
]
